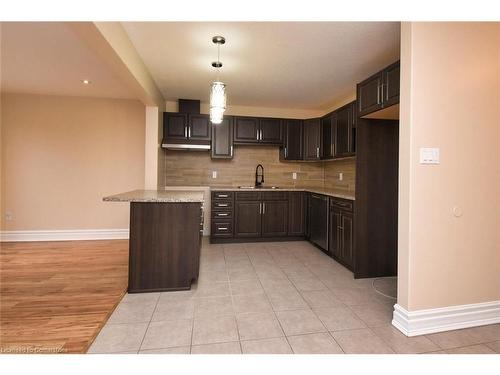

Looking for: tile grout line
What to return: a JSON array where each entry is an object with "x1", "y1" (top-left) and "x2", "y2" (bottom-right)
[{"x1": 136, "y1": 292, "x2": 161, "y2": 354}]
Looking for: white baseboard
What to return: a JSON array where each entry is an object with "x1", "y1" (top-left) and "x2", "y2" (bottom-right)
[
  {"x1": 0, "y1": 229, "x2": 129, "y2": 242},
  {"x1": 392, "y1": 301, "x2": 500, "y2": 336}
]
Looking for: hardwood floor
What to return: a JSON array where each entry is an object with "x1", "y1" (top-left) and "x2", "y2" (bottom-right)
[{"x1": 0, "y1": 240, "x2": 128, "y2": 354}]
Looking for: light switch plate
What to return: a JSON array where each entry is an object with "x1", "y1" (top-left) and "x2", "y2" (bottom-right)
[
  {"x1": 420, "y1": 148, "x2": 440, "y2": 164},
  {"x1": 292, "y1": 172, "x2": 297, "y2": 180},
  {"x1": 339, "y1": 172, "x2": 343, "y2": 181},
  {"x1": 212, "y1": 171, "x2": 217, "y2": 179}
]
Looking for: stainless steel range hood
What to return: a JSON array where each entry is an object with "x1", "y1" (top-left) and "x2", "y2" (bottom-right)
[{"x1": 161, "y1": 143, "x2": 211, "y2": 151}]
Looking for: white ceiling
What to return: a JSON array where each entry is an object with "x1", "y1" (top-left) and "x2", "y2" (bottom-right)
[
  {"x1": 123, "y1": 22, "x2": 400, "y2": 110},
  {"x1": 1, "y1": 22, "x2": 137, "y2": 99}
]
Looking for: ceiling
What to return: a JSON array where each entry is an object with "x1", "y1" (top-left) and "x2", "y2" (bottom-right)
[
  {"x1": 123, "y1": 22, "x2": 400, "y2": 110},
  {"x1": 1, "y1": 22, "x2": 138, "y2": 99}
]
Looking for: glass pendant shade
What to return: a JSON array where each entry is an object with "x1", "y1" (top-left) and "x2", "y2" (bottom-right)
[{"x1": 210, "y1": 81, "x2": 226, "y2": 124}]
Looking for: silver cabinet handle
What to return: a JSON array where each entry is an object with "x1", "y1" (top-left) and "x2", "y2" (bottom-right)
[
  {"x1": 256, "y1": 130, "x2": 259, "y2": 141},
  {"x1": 316, "y1": 147, "x2": 320, "y2": 158},
  {"x1": 263, "y1": 202, "x2": 266, "y2": 214},
  {"x1": 259, "y1": 202, "x2": 262, "y2": 214},
  {"x1": 184, "y1": 126, "x2": 188, "y2": 138},
  {"x1": 218, "y1": 227, "x2": 228, "y2": 231},
  {"x1": 377, "y1": 84, "x2": 382, "y2": 105},
  {"x1": 218, "y1": 194, "x2": 228, "y2": 198},
  {"x1": 188, "y1": 126, "x2": 191, "y2": 138},
  {"x1": 230, "y1": 145, "x2": 233, "y2": 156},
  {"x1": 284, "y1": 146, "x2": 288, "y2": 158},
  {"x1": 217, "y1": 203, "x2": 228, "y2": 207},
  {"x1": 217, "y1": 213, "x2": 229, "y2": 216}
]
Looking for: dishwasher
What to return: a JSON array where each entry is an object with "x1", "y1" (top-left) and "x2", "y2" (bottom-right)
[{"x1": 308, "y1": 193, "x2": 329, "y2": 251}]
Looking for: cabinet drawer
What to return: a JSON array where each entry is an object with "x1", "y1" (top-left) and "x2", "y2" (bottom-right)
[
  {"x1": 212, "y1": 210, "x2": 233, "y2": 220},
  {"x1": 212, "y1": 191, "x2": 234, "y2": 200},
  {"x1": 235, "y1": 192, "x2": 261, "y2": 201},
  {"x1": 212, "y1": 200, "x2": 233, "y2": 210},
  {"x1": 330, "y1": 198, "x2": 354, "y2": 212},
  {"x1": 211, "y1": 221, "x2": 233, "y2": 237},
  {"x1": 261, "y1": 191, "x2": 288, "y2": 201}
]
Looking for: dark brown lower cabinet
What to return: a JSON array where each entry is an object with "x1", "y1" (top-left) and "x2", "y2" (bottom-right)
[
  {"x1": 288, "y1": 192, "x2": 305, "y2": 236},
  {"x1": 329, "y1": 198, "x2": 354, "y2": 271},
  {"x1": 261, "y1": 200, "x2": 288, "y2": 237},
  {"x1": 234, "y1": 201, "x2": 262, "y2": 238}
]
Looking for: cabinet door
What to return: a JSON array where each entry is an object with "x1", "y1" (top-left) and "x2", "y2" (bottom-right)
[
  {"x1": 211, "y1": 117, "x2": 233, "y2": 159},
  {"x1": 288, "y1": 192, "x2": 305, "y2": 236},
  {"x1": 341, "y1": 212, "x2": 354, "y2": 269},
  {"x1": 357, "y1": 72, "x2": 383, "y2": 117},
  {"x1": 164, "y1": 113, "x2": 188, "y2": 141},
  {"x1": 349, "y1": 102, "x2": 357, "y2": 154},
  {"x1": 321, "y1": 115, "x2": 333, "y2": 159},
  {"x1": 329, "y1": 207, "x2": 342, "y2": 259},
  {"x1": 234, "y1": 201, "x2": 262, "y2": 238},
  {"x1": 303, "y1": 118, "x2": 321, "y2": 160},
  {"x1": 259, "y1": 118, "x2": 282, "y2": 144},
  {"x1": 335, "y1": 105, "x2": 350, "y2": 157},
  {"x1": 383, "y1": 61, "x2": 400, "y2": 108},
  {"x1": 261, "y1": 201, "x2": 288, "y2": 237},
  {"x1": 188, "y1": 114, "x2": 211, "y2": 142},
  {"x1": 308, "y1": 194, "x2": 329, "y2": 251},
  {"x1": 283, "y1": 120, "x2": 303, "y2": 160},
  {"x1": 234, "y1": 117, "x2": 259, "y2": 143}
]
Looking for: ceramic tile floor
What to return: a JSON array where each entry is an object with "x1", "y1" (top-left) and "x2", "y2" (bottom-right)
[{"x1": 88, "y1": 240, "x2": 500, "y2": 354}]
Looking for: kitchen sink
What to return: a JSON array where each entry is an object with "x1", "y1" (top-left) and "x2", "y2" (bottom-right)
[{"x1": 238, "y1": 186, "x2": 280, "y2": 189}]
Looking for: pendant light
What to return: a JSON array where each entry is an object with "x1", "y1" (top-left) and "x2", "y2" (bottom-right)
[{"x1": 210, "y1": 36, "x2": 226, "y2": 124}]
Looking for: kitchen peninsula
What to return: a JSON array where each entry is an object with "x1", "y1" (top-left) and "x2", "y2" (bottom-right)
[{"x1": 103, "y1": 189, "x2": 204, "y2": 293}]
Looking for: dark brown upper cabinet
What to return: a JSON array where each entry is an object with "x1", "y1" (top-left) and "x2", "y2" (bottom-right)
[
  {"x1": 321, "y1": 114, "x2": 334, "y2": 159},
  {"x1": 357, "y1": 60, "x2": 400, "y2": 118},
  {"x1": 163, "y1": 112, "x2": 211, "y2": 144},
  {"x1": 349, "y1": 101, "x2": 357, "y2": 154},
  {"x1": 233, "y1": 117, "x2": 259, "y2": 143},
  {"x1": 303, "y1": 118, "x2": 321, "y2": 160},
  {"x1": 211, "y1": 116, "x2": 233, "y2": 159},
  {"x1": 233, "y1": 116, "x2": 282, "y2": 145},
  {"x1": 259, "y1": 118, "x2": 282, "y2": 144},
  {"x1": 334, "y1": 104, "x2": 351, "y2": 157},
  {"x1": 281, "y1": 119, "x2": 303, "y2": 161}
]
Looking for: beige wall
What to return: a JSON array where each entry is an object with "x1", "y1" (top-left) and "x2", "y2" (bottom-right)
[
  {"x1": 1, "y1": 93, "x2": 145, "y2": 231},
  {"x1": 398, "y1": 23, "x2": 500, "y2": 310}
]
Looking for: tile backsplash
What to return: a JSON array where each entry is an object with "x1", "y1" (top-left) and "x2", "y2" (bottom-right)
[{"x1": 162, "y1": 145, "x2": 355, "y2": 192}]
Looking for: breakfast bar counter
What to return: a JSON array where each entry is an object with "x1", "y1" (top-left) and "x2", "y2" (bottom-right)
[{"x1": 104, "y1": 189, "x2": 204, "y2": 293}]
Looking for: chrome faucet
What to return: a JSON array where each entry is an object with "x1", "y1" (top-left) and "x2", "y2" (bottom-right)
[{"x1": 255, "y1": 164, "x2": 264, "y2": 187}]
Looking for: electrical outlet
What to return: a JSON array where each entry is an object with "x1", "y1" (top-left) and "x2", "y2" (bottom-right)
[
  {"x1": 339, "y1": 172, "x2": 343, "y2": 181},
  {"x1": 212, "y1": 171, "x2": 217, "y2": 179},
  {"x1": 420, "y1": 148, "x2": 440, "y2": 164},
  {"x1": 5, "y1": 211, "x2": 13, "y2": 221},
  {"x1": 292, "y1": 172, "x2": 297, "y2": 180}
]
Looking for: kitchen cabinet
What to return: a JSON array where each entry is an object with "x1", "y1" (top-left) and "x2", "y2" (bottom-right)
[
  {"x1": 334, "y1": 105, "x2": 350, "y2": 157},
  {"x1": 288, "y1": 192, "x2": 306, "y2": 236},
  {"x1": 329, "y1": 198, "x2": 354, "y2": 270},
  {"x1": 211, "y1": 116, "x2": 233, "y2": 159},
  {"x1": 233, "y1": 117, "x2": 259, "y2": 143},
  {"x1": 321, "y1": 114, "x2": 334, "y2": 159},
  {"x1": 259, "y1": 118, "x2": 282, "y2": 144},
  {"x1": 211, "y1": 191, "x2": 234, "y2": 239},
  {"x1": 303, "y1": 118, "x2": 321, "y2": 160},
  {"x1": 234, "y1": 201, "x2": 262, "y2": 238},
  {"x1": 281, "y1": 119, "x2": 303, "y2": 161},
  {"x1": 308, "y1": 193, "x2": 329, "y2": 251},
  {"x1": 233, "y1": 116, "x2": 282, "y2": 145},
  {"x1": 163, "y1": 112, "x2": 211, "y2": 143},
  {"x1": 261, "y1": 200, "x2": 288, "y2": 237},
  {"x1": 349, "y1": 101, "x2": 357, "y2": 154},
  {"x1": 357, "y1": 60, "x2": 400, "y2": 117}
]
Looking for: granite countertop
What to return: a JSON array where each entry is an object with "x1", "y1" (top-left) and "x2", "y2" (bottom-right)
[
  {"x1": 103, "y1": 189, "x2": 204, "y2": 203},
  {"x1": 210, "y1": 186, "x2": 355, "y2": 201}
]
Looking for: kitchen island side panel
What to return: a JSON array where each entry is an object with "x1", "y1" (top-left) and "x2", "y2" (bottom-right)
[{"x1": 128, "y1": 202, "x2": 201, "y2": 293}]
